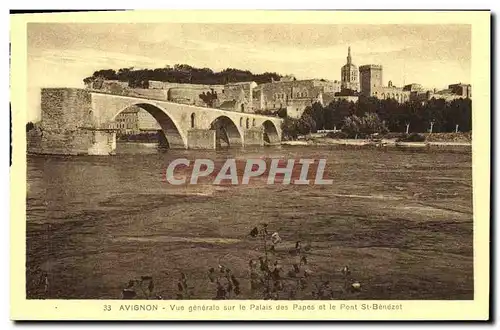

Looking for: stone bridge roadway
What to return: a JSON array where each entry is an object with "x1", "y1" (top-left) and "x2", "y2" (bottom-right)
[{"x1": 37, "y1": 88, "x2": 283, "y2": 155}]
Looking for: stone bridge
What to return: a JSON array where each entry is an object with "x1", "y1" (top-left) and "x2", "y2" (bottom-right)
[{"x1": 32, "y1": 88, "x2": 283, "y2": 155}]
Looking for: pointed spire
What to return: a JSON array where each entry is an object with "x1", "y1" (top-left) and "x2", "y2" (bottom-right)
[{"x1": 347, "y1": 46, "x2": 352, "y2": 65}]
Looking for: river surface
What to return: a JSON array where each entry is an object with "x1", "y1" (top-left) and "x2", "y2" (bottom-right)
[{"x1": 26, "y1": 143, "x2": 473, "y2": 300}]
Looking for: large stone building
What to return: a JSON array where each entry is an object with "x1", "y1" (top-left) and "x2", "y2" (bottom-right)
[
  {"x1": 321, "y1": 93, "x2": 359, "y2": 106},
  {"x1": 340, "y1": 47, "x2": 360, "y2": 92},
  {"x1": 110, "y1": 107, "x2": 139, "y2": 134},
  {"x1": 448, "y1": 83, "x2": 472, "y2": 99},
  {"x1": 407, "y1": 83, "x2": 472, "y2": 103},
  {"x1": 359, "y1": 65, "x2": 383, "y2": 97},
  {"x1": 252, "y1": 79, "x2": 341, "y2": 118},
  {"x1": 218, "y1": 81, "x2": 257, "y2": 113},
  {"x1": 359, "y1": 64, "x2": 410, "y2": 103}
]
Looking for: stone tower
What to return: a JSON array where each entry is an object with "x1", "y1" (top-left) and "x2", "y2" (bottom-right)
[
  {"x1": 340, "y1": 47, "x2": 360, "y2": 92},
  {"x1": 359, "y1": 64, "x2": 383, "y2": 97}
]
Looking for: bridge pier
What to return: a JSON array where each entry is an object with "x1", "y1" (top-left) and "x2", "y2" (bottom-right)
[
  {"x1": 87, "y1": 130, "x2": 116, "y2": 155},
  {"x1": 187, "y1": 129, "x2": 216, "y2": 149},
  {"x1": 243, "y1": 128, "x2": 265, "y2": 146}
]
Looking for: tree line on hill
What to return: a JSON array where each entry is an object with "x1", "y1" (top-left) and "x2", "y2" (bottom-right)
[
  {"x1": 83, "y1": 64, "x2": 284, "y2": 87},
  {"x1": 282, "y1": 96, "x2": 472, "y2": 139}
]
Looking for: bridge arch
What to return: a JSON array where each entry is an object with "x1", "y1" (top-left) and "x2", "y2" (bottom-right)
[
  {"x1": 210, "y1": 115, "x2": 243, "y2": 148},
  {"x1": 111, "y1": 102, "x2": 187, "y2": 149},
  {"x1": 262, "y1": 120, "x2": 280, "y2": 144}
]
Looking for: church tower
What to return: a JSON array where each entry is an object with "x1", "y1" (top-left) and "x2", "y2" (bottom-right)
[{"x1": 340, "y1": 46, "x2": 360, "y2": 92}]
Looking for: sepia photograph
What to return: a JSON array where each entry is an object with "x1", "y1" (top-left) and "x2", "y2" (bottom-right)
[{"x1": 10, "y1": 10, "x2": 491, "y2": 321}]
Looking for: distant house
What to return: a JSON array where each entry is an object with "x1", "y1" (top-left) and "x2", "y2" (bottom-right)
[{"x1": 109, "y1": 106, "x2": 160, "y2": 134}]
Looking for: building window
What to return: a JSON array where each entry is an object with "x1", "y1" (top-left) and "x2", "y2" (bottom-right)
[
  {"x1": 190, "y1": 113, "x2": 195, "y2": 128},
  {"x1": 240, "y1": 117, "x2": 243, "y2": 127},
  {"x1": 246, "y1": 118, "x2": 250, "y2": 129},
  {"x1": 241, "y1": 104, "x2": 245, "y2": 112},
  {"x1": 252, "y1": 119, "x2": 256, "y2": 127}
]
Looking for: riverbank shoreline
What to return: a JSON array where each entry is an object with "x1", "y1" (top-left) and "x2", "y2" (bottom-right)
[{"x1": 282, "y1": 138, "x2": 471, "y2": 148}]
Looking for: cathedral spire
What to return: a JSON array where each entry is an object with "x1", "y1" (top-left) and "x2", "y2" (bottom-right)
[{"x1": 347, "y1": 46, "x2": 352, "y2": 65}]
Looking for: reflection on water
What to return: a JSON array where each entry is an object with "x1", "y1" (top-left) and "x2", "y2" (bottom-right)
[{"x1": 26, "y1": 143, "x2": 473, "y2": 299}]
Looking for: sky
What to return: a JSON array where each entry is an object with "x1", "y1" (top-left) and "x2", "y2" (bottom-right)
[{"x1": 27, "y1": 23, "x2": 471, "y2": 122}]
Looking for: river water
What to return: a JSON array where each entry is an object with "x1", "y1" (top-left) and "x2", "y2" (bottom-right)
[{"x1": 26, "y1": 143, "x2": 473, "y2": 300}]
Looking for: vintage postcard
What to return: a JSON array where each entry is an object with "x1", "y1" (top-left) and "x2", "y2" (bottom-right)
[{"x1": 10, "y1": 10, "x2": 490, "y2": 321}]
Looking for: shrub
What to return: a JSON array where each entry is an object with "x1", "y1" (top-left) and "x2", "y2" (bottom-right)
[
  {"x1": 382, "y1": 132, "x2": 407, "y2": 140},
  {"x1": 121, "y1": 275, "x2": 162, "y2": 300},
  {"x1": 122, "y1": 223, "x2": 364, "y2": 300},
  {"x1": 206, "y1": 266, "x2": 241, "y2": 300},
  {"x1": 326, "y1": 131, "x2": 348, "y2": 139},
  {"x1": 424, "y1": 132, "x2": 472, "y2": 143},
  {"x1": 397, "y1": 133, "x2": 426, "y2": 142},
  {"x1": 26, "y1": 122, "x2": 35, "y2": 132}
]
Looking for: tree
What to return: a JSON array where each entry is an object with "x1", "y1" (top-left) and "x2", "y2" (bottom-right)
[
  {"x1": 341, "y1": 115, "x2": 362, "y2": 138},
  {"x1": 92, "y1": 69, "x2": 117, "y2": 80},
  {"x1": 281, "y1": 118, "x2": 299, "y2": 140},
  {"x1": 199, "y1": 89, "x2": 218, "y2": 107},
  {"x1": 342, "y1": 112, "x2": 388, "y2": 138},
  {"x1": 325, "y1": 99, "x2": 356, "y2": 130},
  {"x1": 277, "y1": 108, "x2": 287, "y2": 118},
  {"x1": 303, "y1": 102, "x2": 325, "y2": 131},
  {"x1": 26, "y1": 122, "x2": 35, "y2": 132},
  {"x1": 297, "y1": 113, "x2": 317, "y2": 135},
  {"x1": 83, "y1": 64, "x2": 284, "y2": 86},
  {"x1": 360, "y1": 112, "x2": 389, "y2": 136},
  {"x1": 83, "y1": 77, "x2": 95, "y2": 85}
]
